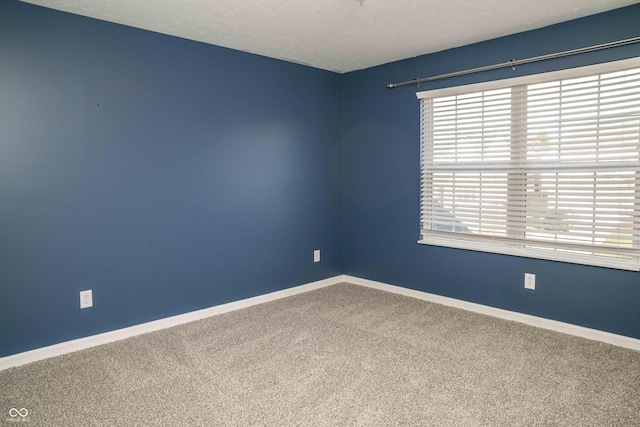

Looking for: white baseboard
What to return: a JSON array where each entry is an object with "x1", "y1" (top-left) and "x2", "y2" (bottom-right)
[
  {"x1": 0, "y1": 275, "x2": 344, "y2": 371},
  {"x1": 2, "y1": 274, "x2": 638, "y2": 371},
  {"x1": 343, "y1": 275, "x2": 640, "y2": 352}
]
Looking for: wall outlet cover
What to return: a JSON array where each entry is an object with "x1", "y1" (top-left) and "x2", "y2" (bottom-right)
[
  {"x1": 80, "y1": 290, "x2": 93, "y2": 309},
  {"x1": 524, "y1": 273, "x2": 536, "y2": 290}
]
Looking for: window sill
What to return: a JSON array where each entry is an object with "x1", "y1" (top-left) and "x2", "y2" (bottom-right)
[{"x1": 418, "y1": 238, "x2": 640, "y2": 272}]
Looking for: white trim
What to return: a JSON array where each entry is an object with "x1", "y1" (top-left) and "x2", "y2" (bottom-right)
[
  {"x1": 0, "y1": 275, "x2": 344, "y2": 371},
  {"x1": 2, "y1": 274, "x2": 638, "y2": 371},
  {"x1": 343, "y1": 275, "x2": 640, "y2": 352},
  {"x1": 418, "y1": 238, "x2": 640, "y2": 272},
  {"x1": 416, "y1": 56, "x2": 640, "y2": 99}
]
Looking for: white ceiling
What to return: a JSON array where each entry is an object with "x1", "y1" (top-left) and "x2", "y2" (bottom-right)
[{"x1": 21, "y1": 0, "x2": 640, "y2": 73}]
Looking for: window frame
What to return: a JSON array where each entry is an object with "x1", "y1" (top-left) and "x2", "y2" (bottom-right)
[{"x1": 416, "y1": 57, "x2": 640, "y2": 271}]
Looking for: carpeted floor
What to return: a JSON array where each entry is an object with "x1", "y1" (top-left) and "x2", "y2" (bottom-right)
[{"x1": 2, "y1": 283, "x2": 639, "y2": 426}]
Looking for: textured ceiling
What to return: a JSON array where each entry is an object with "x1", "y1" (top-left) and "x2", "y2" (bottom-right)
[{"x1": 20, "y1": 0, "x2": 640, "y2": 73}]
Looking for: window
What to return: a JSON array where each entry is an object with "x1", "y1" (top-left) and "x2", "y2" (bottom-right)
[{"x1": 417, "y1": 57, "x2": 640, "y2": 270}]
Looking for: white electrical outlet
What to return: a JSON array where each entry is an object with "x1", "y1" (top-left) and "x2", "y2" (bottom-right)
[
  {"x1": 314, "y1": 249, "x2": 320, "y2": 263},
  {"x1": 524, "y1": 273, "x2": 536, "y2": 290},
  {"x1": 80, "y1": 290, "x2": 93, "y2": 309}
]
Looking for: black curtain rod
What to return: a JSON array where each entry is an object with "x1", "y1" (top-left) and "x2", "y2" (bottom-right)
[{"x1": 387, "y1": 36, "x2": 640, "y2": 89}]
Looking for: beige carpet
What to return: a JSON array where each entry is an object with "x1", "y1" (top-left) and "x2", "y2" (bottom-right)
[{"x1": 2, "y1": 283, "x2": 639, "y2": 426}]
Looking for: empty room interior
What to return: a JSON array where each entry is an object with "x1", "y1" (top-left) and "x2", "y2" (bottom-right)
[{"x1": 2, "y1": 0, "x2": 640, "y2": 425}]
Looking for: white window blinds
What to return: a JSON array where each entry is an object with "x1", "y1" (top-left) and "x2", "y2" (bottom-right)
[{"x1": 417, "y1": 58, "x2": 640, "y2": 270}]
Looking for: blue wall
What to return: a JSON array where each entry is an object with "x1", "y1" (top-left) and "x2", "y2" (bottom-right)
[
  {"x1": 0, "y1": 1, "x2": 342, "y2": 357},
  {"x1": 2, "y1": 1, "x2": 640, "y2": 358},
  {"x1": 342, "y1": 5, "x2": 640, "y2": 339}
]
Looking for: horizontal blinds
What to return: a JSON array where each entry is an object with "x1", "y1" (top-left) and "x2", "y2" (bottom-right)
[{"x1": 419, "y1": 61, "x2": 640, "y2": 270}]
